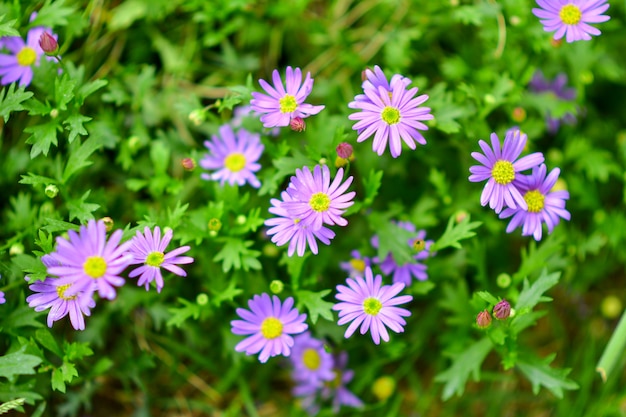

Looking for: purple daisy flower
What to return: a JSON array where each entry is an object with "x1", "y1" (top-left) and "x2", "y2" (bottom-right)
[
  {"x1": 231, "y1": 293, "x2": 308, "y2": 363},
  {"x1": 127, "y1": 226, "x2": 194, "y2": 293},
  {"x1": 281, "y1": 164, "x2": 355, "y2": 232},
  {"x1": 26, "y1": 278, "x2": 96, "y2": 330},
  {"x1": 372, "y1": 222, "x2": 434, "y2": 286},
  {"x1": 529, "y1": 70, "x2": 578, "y2": 134},
  {"x1": 290, "y1": 332, "x2": 335, "y2": 388},
  {"x1": 333, "y1": 266, "x2": 412, "y2": 344},
  {"x1": 46, "y1": 220, "x2": 134, "y2": 300},
  {"x1": 348, "y1": 68, "x2": 433, "y2": 158},
  {"x1": 250, "y1": 66, "x2": 325, "y2": 128},
  {"x1": 339, "y1": 249, "x2": 372, "y2": 278},
  {"x1": 323, "y1": 352, "x2": 363, "y2": 413},
  {"x1": 0, "y1": 291, "x2": 5, "y2": 304},
  {"x1": 532, "y1": 0, "x2": 610, "y2": 43},
  {"x1": 499, "y1": 164, "x2": 571, "y2": 241},
  {"x1": 265, "y1": 191, "x2": 336, "y2": 257},
  {"x1": 199, "y1": 124, "x2": 264, "y2": 189},
  {"x1": 354, "y1": 65, "x2": 411, "y2": 103},
  {"x1": 469, "y1": 129, "x2": 545, "y2": 214},
  {"x1": 0, "y1": 26, "x2": 57, "y2": 87}
]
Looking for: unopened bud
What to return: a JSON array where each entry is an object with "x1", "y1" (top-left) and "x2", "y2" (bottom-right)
[
  {"x1": 336, "y1": 142, "x2": 354, "y2": 159},
  {"x1": 101, "y1": 217, "x2": 114, "y2": 232},
  {"x1": 236, "y1": 215, "x2": 246, "y2": 225},
  {"x1": 496, "y1": 273, "x2": 511, "y2": 288},
  {"x1": 412, "y1": 238, "x2": 426, "y2": 252},
  {"x1": 372, "y1": 375, "x2": 395, "y2": 401},
  {"x1": 511, "y1": 107, "x2": 526, "y2": 123},
  {"x1": 509, "y1": 16, "x2": 521, "y2": 26},
  {"x1": 45, "y1": 184, "x2": 58, "y2": 198},
  {"x1": 128, "y1": 136, "x2": 141, "y2": 152},
  {"x1": 39, "y1": 32, "x2": 59, "y2": 55},
  {"x1": 601, "y1": 295, "x2": 622, "y2": 320},
  {"x1": 493, "y1": 300, "x2": 511, "y2": 320},
  {"x1": 335, "y1": 156, "x2": 348, "y2": 168},
  {"x1": 188, "y1": 109, "x2": 206, "y2": 126},
  {"x1": 50, "y1": 108, "x2": 59, "y2": 119},
  {"x1": 318, "y1": 157, "x2": 327, "y2": 165},
  {"x1": 476, "y1": 310, "x2": 492, "y2": 328},
  {"x1": 550, "y1": 38, "x2": 563, "y2": 48},
  {"x1": 289, "y1": 117, "x2": 306, "y2": 132},
  {"x1": 262, "y1": 243, "x2": 280, "y2": 257},
  {"x1": 196, "y1": 293, "x2": 209, "y2": 306},
  {"x1": 455, "y1": 210, "x2": 468, "y2": 224},
  {"x1": 9, "y1": 242, "x2": 24, "y2": 256},
  {"x1": 181, "y1": 158, "x2": 196, "y2": 171},
  {"x1": 361, "y1": 68, "x2": 370, "y2": 82},
  {"x1": 269, "y1": 280, "x2": 284, "y2": 294},
  {"x1": 208, "y1": 218, "x2": 222, "y2": 232}
]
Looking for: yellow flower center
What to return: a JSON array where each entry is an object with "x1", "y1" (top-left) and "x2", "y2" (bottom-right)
[
  {"x1": 56, "y1": 284, "x2": 77, "y2": 301},
  {"x1": 363, "y1": 297, "x2": 383, "y2": 316},
  {"x1": 524, "y1": 190, "x2": 545, "y2": 213},
  {"x1": 559, "y1": 4, "x2": 582, "y2": 25},
  {"x1": 381, "y1": 106, "x2": 401, "y2": 125},
  {"x1": 279, "y1": 94, "x2": 298, "y2": 113},
  {"x1": 309, "y1": 192, "x2": 331, "y2": 212},
  {"x1": 224, "y1": 152, "x2": 246, "y2": 172},
  {"x1": 83, "y1": 256, "x2": 107, "y2": 278},
  {"x1": 17, "y1": 47, "x2": 37, "y2": 67},
  {"x1": 349, "y1": 258, "x2": 366, "y2": 272},
  {"x1": 146, "y1": 251, "x2": 165, "y2": 267},
  {"x1": 260, "y1": 317, "x2": 283, "y2": 339},
  {"x1": 491, "y1": 160, "x2": 515, "y2": 185},
  {"x1": 302, "y1": 348, "x2": 321, "y2": 370}
]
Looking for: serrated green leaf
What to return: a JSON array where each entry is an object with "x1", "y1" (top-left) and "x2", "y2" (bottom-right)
[
  {"x1": 434, "y1": 338, "x2": 492, "y2": 400},
  {"x1": 35, "y1": 329, "x2": 63, "y2": 357},
  {"x1": 30, "y1": 0, "x2": 76, "y2": 27},
  {"x1": 62, "y1": 136, "x2": 103, "y2": 183},
  {"x1": 362, "y1": 169, "x2": 383, "y2": 207},
  {"x1": 62, "y1": 341, "x2": 93, "y2": 362},
  {"x1": 51, "y1": 368, "x2": 66, "y2": 393},
  {"x1": 77, "y1": 79, "x2": 108, "y2": 104},
  {"x1": 369, "y1": 212, "x2": 415, "y2": 265},
  {"x1": 19, "y1": 173, "x2": 58, "y2": 187},
  {"x1": 211, "y1": 280, "x2": 243, "y2": 307},
  {"x1": 476, "y1": 291, "x2": 499, "y2": 306},
  {"x1": 67, "y1": 190, "x2": 99, "y2": 223},
  {"x1": 0, "y1": 15, "x2": 19, "y2": 37},
  {"x1": 24, "y1": 122, "x2": 61, "y2": 158},
  {"x1": 213, "y1": 238, "x2": 261, "y2": 273},
  {"x1": 54, "y1": 74, "x2": 76, "y2": 111},
  {"x1": 0, "y1": 347, "x2": 42, "y2": 380},
  {"x1": 167, "y1": 298, "x2": 201, "y2": 328},
  {"x1": 517, "y1": 353, "x2": 579, "y2": 397},
  {"x1": 0, "y1": 84, "x2": 33, "y2": 122},
  {"x1": 431, "y1": 214, "x2": 481, "y2": 252},
  {"x1": 0, "y1": 398, "x2": 25, "y2": 414},
  {"x1": 42, "y1": 218, "x2": 80, "y2": 233},
  {"x1": 63, "y1": 114, "x2": 92, "y2": 144},
  {"x1": 515, "y1": 269, "x2": 560, "y2": 312},
  {"x1": 295, "y1": 290, "x2": 334, "y2": 324}
]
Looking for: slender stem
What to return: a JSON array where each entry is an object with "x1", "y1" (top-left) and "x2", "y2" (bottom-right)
[{"x1": 596, "y1": 308, "x2": 626, "y2": 382}]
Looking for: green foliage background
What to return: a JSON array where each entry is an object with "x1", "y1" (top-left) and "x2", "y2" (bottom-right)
[{"x1": 1, "y1": 0, "x2": 626, "y2": 416}]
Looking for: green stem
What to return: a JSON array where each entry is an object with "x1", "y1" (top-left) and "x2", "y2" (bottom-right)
[{"x1": 596, "y1": 308, "x2": 626, "y2": 382}]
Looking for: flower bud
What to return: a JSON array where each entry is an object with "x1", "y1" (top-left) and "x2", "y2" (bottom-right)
[
  {"x1": 493, "y1": 300, "x2": 511, "y2": 320},
  {"x1": 269, "y1": 280, "x2": 284, "y2": 294},
  {"x1": 372, "y1": 376, "x2": 395, "y2": 401},
  {"x1": 45, "y1": 184, "x2": 58, "y2": 198},
  {"x1": 50, "y1": 108, "x2": 59, "y2": 119},
  {"x1": 335, "y1": 156, "x2": 348, "y2": 168},
  {"x1": 289, "y1": 117, "x2": 306, "y2": 132},
  {"x1": 208, "y1": 218, "x2": 222, "y2": 232},
  {"x1": 196, "y1": 293, "x2": 209, "y2": 306},
  {"x1": 454, "y1": 210, "x2": 468, "y2": 223},
  {"x1": 262, "y1": 243, "x2": 280, "y2": 257},
  {"x1": 336, "y1": 142, "x2": 354, "y2": 159},
  {"x1": 9, "y1": 242, "x2": 24, "y2": 256},
  {"x1": 236, "y1": 215, "x2": 246, "y2": 225},
  {"x1": 181, "y1": 158, "x2": 196, "y2": 171},
  {"x1": 39, "y1": 32, "x2": 59, "y2": 55},
  {"x1": 476, "y1": 310, "x2": 492, "y2": 328},
  {"x1": 188, "y1": 109, "x2": 206, "y2": 126},
  {"x1": 511, "y1": 107, "x2": 526, "y2": 123},
  {"x1": 101, "y1": 217, "x2": 114, "y2": 232},
  {"x1": 496, "y1": 273, "x2": 511, "y2": 288},
  {"x1": 412, "y1": 238, "x2": 426, "y2": 252}
]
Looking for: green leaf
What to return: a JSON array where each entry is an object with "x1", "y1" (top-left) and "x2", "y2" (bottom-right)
[
  {"x1": 166, "y1": 298, "x2": 201, "y2": 328},
  {"x1": 67, "y1": 190, "x2": 100, "y2": 223},
  {"x1": 62, "y1": 136, "x2": 104, "y2": 183},
  {"x1": 369, "y1": 212, "x2": 415, "y2": 265},
  {"x1": 150, "y1": 140, "x2": 170, "y2": 175},
  {"x1": 211, "y1": 280, "x2": 243, "y2": 308},
  {"x1": 515, "y1": 269, "x2": 560, "y2": 312},
  {"x1": 51, "y1": 362, "x2": 77, "y2": 393},
  {"x1": 434, "y1": 338, "x2": 492, "y2": 400},
  {"x1": 77, "y1": 79, "x2": 108, "y2": 104},
  {"x1": 62, "y1": 341, "x2": 93, "y2": 362},
  {"x1": 517, "y1": 353, "x2": 579, "y2": 398},
  {"x1": 0, "y1": 398, "x2": 25, "y2": 414},
  {"x1": 35, "y1": 329, "x2": 63, "y2": 357},
  {"x1": 63, "y1": 114, "x2": 92, "y2": 144},
  {"x1": 42, "y1": 218, "x2": 80, "y2": 233},
  {"x1": 476, "y1": 291, "x2": 499, "y2": 306},
  {"x1": 362, "y1": 169, "x2": 383, "y2": 207},
  {"x1": 54, "y1": 74, "x2": 77, "y2": 111},
  {"x1": 279, "y1": 252, "x2": 310, "y2": 290},
  {"x1": 30, "y1": 0, "x2": 76, "y2": 27},
  {"x1": 24, "y1": 121, "x2": 61, "y2": 158},
  {"x1": 166, "y1": 201, "x2": 189, "y2": 230},
  {"x1": 295, "y1": 290, "x2": 334, "y2": 324},
  {"x1": 0, "y1": 347, "x2": 42, "y2": 380},
  {"x1": 213, "y1": 238, "x2": 261, "y2": 273},
  {"x1": 19, "y1": 173, "x2": 58, "y2": 188},
  {"x1": 430, "y1": 214, "x2": 481, "y2": 252},
  {"x1": 512, "y1": 236, "x2": 567, "y2": 283},
  {"x1": 0, "y1": 15, "x2": 19, "y2": 37},
  {"x1": 0, "y1": 84, "x2": 33, "y2": 122}
]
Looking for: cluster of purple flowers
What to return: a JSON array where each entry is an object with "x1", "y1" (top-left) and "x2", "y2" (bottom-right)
[
  {"x1": 264, "y1": 164, "x2": 355, "y2": 257},
  {"x1": 529, "y1": 70, "x2": 579, "y2": 134},
  {"x1": 0, "y1": 14, "x2": 58, "y2": 87},
  {"x1": 26, "y1": 220, "x2": 193, "y2": 330},
  {"x1": 469, "y1": 129, "x2": 571, "y2": 241}
]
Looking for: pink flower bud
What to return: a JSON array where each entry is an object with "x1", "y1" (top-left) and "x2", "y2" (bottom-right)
[
  {"x1": 289, "y1": 117, "x2": 306, "y2": 132},
  {"x1": 476, "y1": 310, "x2": 492, "y2": 328},
  {"x1": 181, "y1": 158, "x2": 196, "y2": 171},
  {"x1": 39, "y1": 32, "x2": 58, "y2": 55},
  {"x1": 336, "y1": 142, "x2": 354, "y2": 159},
  {"x1": 493, "y1": 299, "x2": 511, "y2": 320}
]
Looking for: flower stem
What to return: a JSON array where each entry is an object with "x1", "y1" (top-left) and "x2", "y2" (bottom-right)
[{"x1": 596, "y1": 307, "x2": 626, "y2": 382}]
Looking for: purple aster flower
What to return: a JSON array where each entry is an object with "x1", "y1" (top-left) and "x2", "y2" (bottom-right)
[
  {"x1": 0, "y1": 26, "x2": 57, "y2": 86},
  {"x1": 499, "y1": 164, "x2": 571, "y2": 241},
  {"x1": 200, "y1": 124, "x2": 264, "y2": 189},
  {"x1": 231, "y1": 105, "x2": 280, "y2": 136},
  {"x1": 529, "y1": 70, "x2": 578, "y2": 134},
  {"x1": 264, "y1": 191, "x2": 336, "y2": 257},
  {"x1": 46, "y1": 220, "x2": 134, "y2": 300},
  {"x1": 250, "y1": 66, "x2": 325, "y2": 128},
  {"x1": 26, "y1": 278, "x2": 96, "y2": 330},
  {"x1": 281, "y1": 165, "x2": 355, "y2": 231},
  {"x1": 290, "y1": 332, "x2": 335, "y2": 388},
  {"x1": 372, "y1": 222, "x2": 434, "y2": 286},
  {"x1": 469, "y1": 129, "x2": 545, "y2": 214},
  {"x1": 231, "y1": 293, "x2": 308, "y2": 363},
  {"x1": 354, "y1": 65, "x2": 411, "y2": 103},
  {"x1": 333, "y1": 266, "x2": 412, "y2": 344},
  {"x1": 339, "y1": 249, "x2": 372, "y2": 278},
  {"x1": 0, "y1": 291, "x2": 5, "y2": 304},
  {"x1": 532, "y1": 0, "x2": 610, "y2": 43},
  {"x1": 127, "y1": 226, "x2": 194, "y2": 293},
  {"x1": 348, "y1": 68, "x2": 433, "y2": 158},
  {"x1": 323, "y1": 352, "x2": 363, "y2": 413}
]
